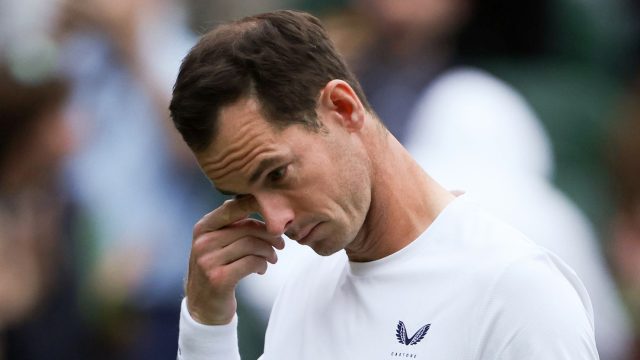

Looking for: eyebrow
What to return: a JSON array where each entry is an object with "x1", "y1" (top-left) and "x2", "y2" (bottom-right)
[{"x1": 213, "y1": 156, "x2": 284, "y2": 196}]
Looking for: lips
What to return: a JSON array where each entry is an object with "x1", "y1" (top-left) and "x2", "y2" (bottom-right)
[{"x1": 296, "y1": 222, "x2": 321, "y2": 245}]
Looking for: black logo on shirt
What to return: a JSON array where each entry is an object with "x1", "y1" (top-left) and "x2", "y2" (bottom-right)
[{"x1": 396, "y1": 321, "x2": 430, "y2": 346}]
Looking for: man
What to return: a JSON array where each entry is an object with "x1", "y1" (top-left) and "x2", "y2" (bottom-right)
[{"x1": 170, "y1": 10, "x2": 599, "y2": 359}]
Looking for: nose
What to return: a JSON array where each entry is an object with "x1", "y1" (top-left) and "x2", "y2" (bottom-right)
[{"x1": 254, "y1": 192, "x2": 294, "y2": 236}]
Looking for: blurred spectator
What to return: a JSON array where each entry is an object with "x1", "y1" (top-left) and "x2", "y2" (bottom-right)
[
  {"x1": 183, "y1": 0, "x2": 295, "y2": 32},
  {"x1": 350, "y1": 0, "x2": 470, "y2": 142},
  {"x1": 0, "y1": 63, "x2": 84, "y2": 358},
  {"x1": 53, "y1": 0, "x2": 217, "y2": 358}
]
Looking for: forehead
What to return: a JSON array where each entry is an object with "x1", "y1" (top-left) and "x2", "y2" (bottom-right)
[
  {"x1": 195, "y1": 98, "x2": 287, "y2": 185},
  {"x1": 215, "y1": 97, "x2": 275, "y2": 148}
]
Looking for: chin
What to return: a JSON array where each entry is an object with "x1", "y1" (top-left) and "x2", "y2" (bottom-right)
[
  {"x1": 311, "y1": 246, "x2": 341, "y2": 257},
  {"x1": 308, "y1": 236, "x2": 348, "y2": 257}
]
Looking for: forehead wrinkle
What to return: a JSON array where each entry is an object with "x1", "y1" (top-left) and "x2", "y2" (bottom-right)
[
  {"x1": 201, "y1": 134, "x2": 281, "y2": 187},
  {"x1": 206, "y1": 129, "x2": 276, "y2": 174},
  {"x1": 207, "y1": 143, "x2": 275, "y2": 183},
  {"x1": 205, "y1": 137, "x2": 249, "y2": 170},
  {"x1": 206, "y1": 141, "x2": 255, "y2": 175},
  {"x1": 208, "y1": 115, "x2": 274, "y2": 171}
]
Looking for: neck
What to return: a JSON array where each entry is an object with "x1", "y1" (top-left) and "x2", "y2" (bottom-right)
[{"x1": 345, "y1": 124, "x2": 455, "y2": 262}]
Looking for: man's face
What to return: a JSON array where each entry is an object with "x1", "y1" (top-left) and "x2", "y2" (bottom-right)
[{"x1": 195, "y1": 97, "x2": 372, "y2": 256}]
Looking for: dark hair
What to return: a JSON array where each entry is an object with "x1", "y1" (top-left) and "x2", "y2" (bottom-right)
[
  {"x1": 0, "y1": 66, "x2": 69, "y2": 172},
  {"x1": 169, "y1": 10, "x2": 372, "y2": 152}
]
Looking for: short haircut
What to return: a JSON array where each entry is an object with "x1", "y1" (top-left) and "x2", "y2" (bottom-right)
[{"x1": 169, "y1": 10, "x2": 372, "y2": 152}]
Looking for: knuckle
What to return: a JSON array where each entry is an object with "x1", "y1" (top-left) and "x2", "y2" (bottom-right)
[
  {"x1": 191, "y1": 235, "x2": 210, "y2": 253},
  {"x1": 192, "y1": 219, "x2": 207, "y2": 237},
  {"x1": 206, "y1": 267, "x2": 226, "y2": 286},
  {"x1": 254, "y1": 257, "x2": 268, "y2": 274},
  {"x1": 193, "y1": 232, "x2": 223, "y2": 252},
  {"x1": 195, "y1": 256, "x2": 209, "y2": 271}
]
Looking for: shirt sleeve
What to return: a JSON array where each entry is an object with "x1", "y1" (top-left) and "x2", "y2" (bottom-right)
[
  {"x1": 475, "y1": 252, "x2": 600, "y2": 360},
  {"x1": 177, "y1": 298, "x2": 241, "y2": 360}
]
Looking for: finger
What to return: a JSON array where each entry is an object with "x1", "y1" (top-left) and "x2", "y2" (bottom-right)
[
  {"x1": 219, "y1": 218, "x2": 286, "y2": 248},
  {"x1": 193, "y1": 196, "x2": 259, "y2": 237},
  {"x1": 235, "y1": 219, "x2": 285, "y2": 249},
  {"x1": 192, "y1": 219, "x2": 285, "y2": 253},
  {"x1": 197, "y1": 236, "x2": 278, "y2": 268},
  {"x1": 214, "y1": 255, "x2": 270, "y2": 286}
]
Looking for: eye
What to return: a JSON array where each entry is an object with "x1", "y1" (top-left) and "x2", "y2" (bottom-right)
[{"x1": 267, "y1": 166, "x2": 287, "y2": 183}]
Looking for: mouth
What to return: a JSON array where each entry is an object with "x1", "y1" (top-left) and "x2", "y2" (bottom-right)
[{"x1": 296, "y1": 222, "x2": 323, "y2": 245}]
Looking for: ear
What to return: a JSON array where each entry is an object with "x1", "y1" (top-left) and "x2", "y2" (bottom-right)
[{"x1": 318, "y1": 79, "x2": 366, "y2": 132}]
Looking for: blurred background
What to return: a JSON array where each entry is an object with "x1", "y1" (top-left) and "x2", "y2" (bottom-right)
[{"x1": 0, "y1": 0, "x2": 639, "y2": 359}]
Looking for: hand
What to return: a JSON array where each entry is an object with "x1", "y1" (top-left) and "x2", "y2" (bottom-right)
[{"x1": 186, "y1": 196, "x2": 285, "y2": 325}]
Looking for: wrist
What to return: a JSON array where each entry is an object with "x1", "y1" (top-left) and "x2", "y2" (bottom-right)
[
  {"x1": 179, "y1": 298, "x2": 241, "y2": 359},
  {"x1": 186, "y1": 296, "x2": 236, "y2": 325}
]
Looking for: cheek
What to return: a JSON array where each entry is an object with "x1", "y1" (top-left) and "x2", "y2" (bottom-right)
[
  {"x1": 330, "y1": 155, "x2": 372, "y2": 232},
  {"x1": 296, "y1": 135, "x2": 371, "y2": 220}
]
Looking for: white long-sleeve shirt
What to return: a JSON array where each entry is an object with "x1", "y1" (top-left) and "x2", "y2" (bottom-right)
[{"x1": 178, "y1": 196, "x2": 599, "y2": 359}]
